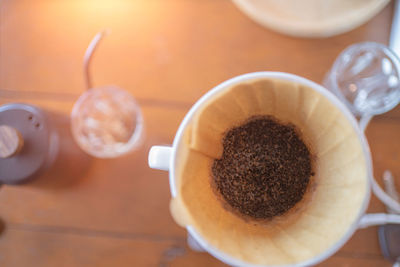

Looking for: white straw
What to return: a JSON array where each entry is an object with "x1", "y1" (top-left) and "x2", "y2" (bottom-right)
[{"x1": 83, "y1": 29, "x2": 110, "y2": 90}]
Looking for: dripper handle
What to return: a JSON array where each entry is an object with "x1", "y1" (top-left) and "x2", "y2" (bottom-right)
[{"x1": 148, "y1": 146, "x2": 172, "y2": 171}]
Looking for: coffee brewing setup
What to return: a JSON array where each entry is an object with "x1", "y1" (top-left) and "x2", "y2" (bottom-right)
[{"x1": 1, "y1": 3, "x2": 400, "y2": 265}]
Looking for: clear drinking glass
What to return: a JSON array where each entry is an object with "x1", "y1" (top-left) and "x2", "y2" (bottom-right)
[
  {"x1": 71, "y1": 86, "x2": 143, "y2": 158},
  {"x1": 324, "y1": 42, "x2": 400, "y2": 118},
  {"x1": 70, "y1": 30, "x2": 144, "y2": 158}
]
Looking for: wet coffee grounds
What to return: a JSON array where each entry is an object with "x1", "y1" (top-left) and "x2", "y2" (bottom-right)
[{"x1": 212, "y1": 116, "x2": 313, "y2": 219}]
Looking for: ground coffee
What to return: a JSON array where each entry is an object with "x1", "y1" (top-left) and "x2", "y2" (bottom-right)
[{"x1": 212, "y1": 116, "x2": 313, "y2": 219}]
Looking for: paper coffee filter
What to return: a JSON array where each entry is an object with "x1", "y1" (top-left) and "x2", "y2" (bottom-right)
[
  {"x1": 170, "y1": 78, "x2": 368, "y2": 266},
  {"x1": 191, "y1": 79, "x2": 282, "y2": 158}
]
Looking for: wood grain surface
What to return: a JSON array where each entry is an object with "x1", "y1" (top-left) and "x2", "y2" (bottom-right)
[{"x1": 0, "y1": 1, "x2": 399, "y2": 266}]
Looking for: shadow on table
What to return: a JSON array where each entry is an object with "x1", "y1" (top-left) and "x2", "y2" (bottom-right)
[
  {"x1": 29, "y1": 111, "x2": 92, "y2": 190},
  {"x1": 0, "y1": 217, "x2": 5, "y2": 236}
]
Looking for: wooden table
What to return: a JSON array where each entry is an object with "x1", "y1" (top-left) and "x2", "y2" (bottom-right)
[{"x1": 0, "y1": 1, "x2": 399, "y2": 266}]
